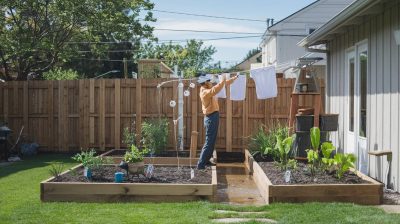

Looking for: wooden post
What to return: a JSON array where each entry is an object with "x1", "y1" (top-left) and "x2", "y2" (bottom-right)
[
  {"x1": 99, "y1": 79, "x2": 106, "y2": 151},
  {"x1": 191, "y1": 85, "x2": 198, "y2": 133},
  {"x1": 48, "y1": 81, "x2": 54, "y2": 150},
  {"x1": 135, "y1": 79, "x2": 142, "y2": 145},
  {"x1": 3, "y1": 82, "x2": 8, "y2": 123},
  {"x1": 226, "y1": 82, "x2": 232, "y2": 152},
  {"x1": 313, "y1": 95, "x2": 321, "y2": 127},
  {"x1": 84, "y1": 80, "x2": 90, "y2": 149},
  {"x1": 114, "y1": 79, "x2": 121, "y2": 149},
  {"x1": 13, "y1": 83, "x2": 18, "y2": 115},
  {"x1": 79, "y1": 80, "x2": 85, "y2": 149},
  {"x1": 89, "y1": 79, "x2": 95, "y2": 146},
  {"x1": 190, "y1": 131, "x2": 198, "y2": 158},
  {"x1": 242, "y1": 82, "x2": 248, "y2": 148},
  {"x1": 23, "y1": 82, "x2": 28, "y2": 134},
  {"x1": 58, "y1": 81, "x2": 66, "y2": 152}
]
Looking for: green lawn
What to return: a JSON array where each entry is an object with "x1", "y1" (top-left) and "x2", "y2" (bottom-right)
[{"x1": 1, "y1": 154, "x2": 400, "y2": 224}]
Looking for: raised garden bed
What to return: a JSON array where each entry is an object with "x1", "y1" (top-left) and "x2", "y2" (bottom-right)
[
  {"x1": 41, "y1": 161, "x2": 217, "y2": 202},
  {"x1": 100, "y1": 149, "x2": 217, "y2": 166},
  {"x1": 244, "y1": 149, "x2": 383, "y2": 205}
]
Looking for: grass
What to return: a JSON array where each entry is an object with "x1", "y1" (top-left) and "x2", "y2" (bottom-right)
[{"x1": 0, "y1": 154, "x2": 399, "y2": 224}]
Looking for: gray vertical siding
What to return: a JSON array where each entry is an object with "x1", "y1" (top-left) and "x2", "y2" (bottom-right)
[{"x1": 327, "y1": 2, "x2": 400, "y2": 191}]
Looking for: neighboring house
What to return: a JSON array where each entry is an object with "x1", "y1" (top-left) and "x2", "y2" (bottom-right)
[
  {"x1": 138, "y1": 59, "x2": 174, "y2": 78},
  {"x1": 235, "y1": 52, "x2": 262, "y2": 71},
  {"x1": 300, "y1": 0, "x2": 400, "y2": 192},
  {"x1": 258, "y1": 0, "x2": 354, "y2": 78}
]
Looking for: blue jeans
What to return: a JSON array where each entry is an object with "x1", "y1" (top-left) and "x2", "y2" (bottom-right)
[{"x1": 197, "y1": 111, "x2": 219, "y2": 169}]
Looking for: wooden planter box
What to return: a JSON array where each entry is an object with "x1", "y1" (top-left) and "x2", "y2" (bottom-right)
[
  {"x1": 100, "y1": 149, "x2": 217, "y2": 166},
  {"x1": 41, "y1": 162, "x2": 217, "y2": 203},
  {"x1": 244, "y1": 149, "x2": 383, "y2": 205}
]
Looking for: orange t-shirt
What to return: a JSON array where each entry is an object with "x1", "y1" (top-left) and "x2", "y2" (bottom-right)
[{"x1": 199, "y1": 78, "x2": 236, "y2": 115}]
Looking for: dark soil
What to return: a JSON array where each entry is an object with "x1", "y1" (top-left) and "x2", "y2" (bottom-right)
[
  {"x1": 104, "y1": 149, "x2": 190, "y2": 157},
  {"x1": 52, "y1": 165, "x2": 211, "y2": 184},
  {"x1": 258, "y1": 162, "x2": 370, "y2": 185}
]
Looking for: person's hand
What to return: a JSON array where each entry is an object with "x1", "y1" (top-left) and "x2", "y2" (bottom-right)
[{"x1": 221, "y1": 74, "x2": 227, "y2": 82}]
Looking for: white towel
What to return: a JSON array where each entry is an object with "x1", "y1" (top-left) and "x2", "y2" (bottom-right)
[
  {"x1": 215, "y1": 73, "x2": 230, "y2": 98},
  {"x1": 229, "y1": 73, "x2": 246, "y2": 101},
  {"x1": 250, "y1": 66, "x2": 277, "y2": 99}
]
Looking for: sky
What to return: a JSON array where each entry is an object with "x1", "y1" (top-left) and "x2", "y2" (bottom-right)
[{"x1": 148, "y1": 0, "x2": 316, "y2": 67}]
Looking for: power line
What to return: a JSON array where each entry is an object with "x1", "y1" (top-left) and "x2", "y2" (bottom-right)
[
  {"x1": 154, "y1": 28, "x2": 263, "y2": 35},
  {"x1": 153, "y1": 9, "x2": 266, "y2": 22}
]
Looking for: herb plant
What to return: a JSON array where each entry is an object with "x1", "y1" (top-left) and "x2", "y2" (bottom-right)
[
  {"x1": 275, "y1": 135, "x2": 296, "y2": 170},
  {"x1": 48, "y1": 162, "x2": 64, "y2": 178},
  {"x1": 141, "y1": 118, "x2": 169, "y2": 154},
  {"x1": 334, "y1": 153, "x2": 356, "y2": 179},
  {"x1": 124, "y1": 145, "x2": 149, "y2": 163},
  {"x1": 321, "y1": 142, "x2": 335, "y2": 170},
  {"x1": 71, "y1": 149, "x2": 103, "y2": 170}
]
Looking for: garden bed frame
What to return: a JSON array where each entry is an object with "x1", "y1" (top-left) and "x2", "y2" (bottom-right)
[
  {"x1": 244, "y1": 149, "x2": 383, "y2": 205},
  {"x1": 41, "y1": 160, "x2": 217, "y2": 203}
]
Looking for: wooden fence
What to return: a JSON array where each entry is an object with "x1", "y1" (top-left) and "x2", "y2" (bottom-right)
[{"x1": 0, "y1": 78, "x2": 324, "y2": 153}]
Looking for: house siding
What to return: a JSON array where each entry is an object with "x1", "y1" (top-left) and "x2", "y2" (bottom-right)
[{"x1": 327, "y1": 2, "x2": 400, "y2": 191}]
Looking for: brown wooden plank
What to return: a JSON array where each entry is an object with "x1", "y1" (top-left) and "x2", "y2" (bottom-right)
[
  {"x1": 89, "y1": 79, "x2": 95, "y2": 145},
  {"x1": 99, "y1": 79, "x2": 106, "y2": 150},
  {"x1": 135, "y1": 79, "x2": 142, "y2": 145},
  {"x1": 190, "y1": 131, "x2": 198, "y2": 158},
  {"x1": 226, "y1": 82, "x2": 232, "y2": 152},
  {"x1": 114, "y1": 79, "x2": 121, "y2": 149},
  {"x1": 23, "y1": 82, "x2": 29, "y2": 134},
  {"x1": 48, "y1": 81, "x2": 54, "y2": 150}
]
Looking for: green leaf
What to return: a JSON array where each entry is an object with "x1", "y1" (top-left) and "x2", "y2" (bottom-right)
[{"x1": 310, "y1": 127, "x2": 320, "y2": 151}]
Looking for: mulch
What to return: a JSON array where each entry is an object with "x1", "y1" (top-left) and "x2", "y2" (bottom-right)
[
  {"x1": 52, "y1": 165, "x2": 211, "y2": 184},
  {"x1": 258, "y1": 162, "x2": 370, "y2": 185}
]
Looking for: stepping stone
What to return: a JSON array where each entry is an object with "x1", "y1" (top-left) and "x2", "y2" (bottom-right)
[
  {"x1": 215, "y1": 210, "x2": 269, "y2": 215},
  {"x1": 212, "y1": 218, "x2": 276, "y2": 223}
]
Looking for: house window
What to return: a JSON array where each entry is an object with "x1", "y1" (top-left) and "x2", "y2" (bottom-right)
[
  {"x1": 349, "y1": 58, "x2": 355, "y2": 132},
  {"x1": 359, "y1": 50, "x2": 367, "y2": 137}
]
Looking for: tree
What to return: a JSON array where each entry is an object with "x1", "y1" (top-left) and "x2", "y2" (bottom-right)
[
  {"x1": 0, "y1": 0, "x2": 155, "y2": 80},
  {"x1": 135, "y1": 40, "x2": 216, "y2": 78}
]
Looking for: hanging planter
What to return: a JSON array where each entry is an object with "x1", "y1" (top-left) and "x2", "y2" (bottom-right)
[
  {"x1": 319, "y1": 114, "x2": 339, "y2": 131},
  {"x1": 295, "y1": 115, "x2": 314, "y2": 132}
]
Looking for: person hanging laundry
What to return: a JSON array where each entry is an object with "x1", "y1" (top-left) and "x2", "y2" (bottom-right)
[
  {"x1": 250, "y1": 66, "x2": 277, "y2": 99},
  {"x1": 196, "y1": 74, "x2": 238, "y2": 169},
  {"x1": 215, "y1": 73, "x2": 230, "y2": 98},
  {"x1": 229, "y1": 73, "x2": 247, "y2": 101}
]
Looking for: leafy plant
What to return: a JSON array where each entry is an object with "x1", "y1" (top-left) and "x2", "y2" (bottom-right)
[
  {"x1": 321, "y1": 142, "x2": 335, "y2": 170},
  {"x1": 122, "y1": 125, "x2": 136, "y2": 146},
  {"x1": 275, "y1": 135, "x2": 296, "y2": 170},
  {"x1": 42, "y1": 68, "x2": 79, "y2": 80},
  {"x1": 248, "y1": 124, "x2": 289, "y2": 160},
  {"x1": 141, "y1": 118, "x2": 169, "y2": 154},
  {"x1": 124, "y1": 145, "x2": 149, "y2": 163},
  {"x1": 306, "y1": 127, "x2": 321, "y2": 177},
  {"x1": 334, "y1": 153, "x2": 356, "y2": 179},
  {"x1": 71, "y1": 149, "x2": 103, "y2": 170},
  {"x1": 48, "y1": 163, "x2": 64, "y2": 178}
]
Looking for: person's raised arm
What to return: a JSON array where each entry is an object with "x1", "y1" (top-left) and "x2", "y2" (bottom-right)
[
  {"x1": 202, "y1": 76, "x2": 226, "y2": 97},
  {"x1": 226, "y1": 74, "x2": 239, "y2": 85}
]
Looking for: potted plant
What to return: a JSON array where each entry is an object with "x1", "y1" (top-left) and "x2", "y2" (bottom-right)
[
  {"x1": 122, "y1": 145, "x2": 149, "y2": 174},
  {"x1": 72, "y1": 149, "x2": 103, "y2": 179}
]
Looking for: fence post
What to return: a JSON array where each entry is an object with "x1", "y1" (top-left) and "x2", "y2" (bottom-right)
[
  {"x1": 58, "y1": 81, "x2": 66, "y2": 152},
  {"x1": 3, "y1": 82, "x2": 8, "y2": 123},
  {"x1": 48, "y1": 81, "x2": 54, "y2": 150},
  {"x1": 89, "y1": 79, "x2": 95, "y2": 146},
  {"x1": 114, "y1": 79, "x2": 121, "y2": 149},
  {"x1": 135, "y1": 79, "x2": 142, "y2": 146},
  {"x1": 242, "y1": 83, "x2": 248, "y2": 149},
  {"x1": 23, "y1": 82, "x2": 29, "y2": 135},
  {"x1": 226, "y1": 83, "x2": 232, "y2": 152},
  {"x1": 99, "y1": 79, "x2": 105, "y2": 151},
  {"x1": 191, "y1": 85, "x2": 198, "y2": 149}
]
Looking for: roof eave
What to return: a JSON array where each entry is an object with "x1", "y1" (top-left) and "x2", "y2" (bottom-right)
[{"x1": 299, "y1": 0, "x2": 381, "y2": 47}]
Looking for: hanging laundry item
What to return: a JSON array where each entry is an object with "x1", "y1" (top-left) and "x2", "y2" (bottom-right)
[
  {"x1": 215, "y1": 73, "x2": 230, "y2": 98},
  {"x1": 229, "y1": 73, "x2": 246, "y2": 101},
  {"x1": 250, "y1": 66, "x2": 277, "y2": 99}
]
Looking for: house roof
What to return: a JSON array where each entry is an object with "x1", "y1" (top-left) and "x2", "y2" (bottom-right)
[
  {"x1": 262, "y1": 0, "x2": 354, "y2": 43},
  {"x1": 299, "y1": 0, "x2": 383, "y2": 47}
]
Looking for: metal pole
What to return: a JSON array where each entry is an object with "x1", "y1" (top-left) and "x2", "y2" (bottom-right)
[{"x1": 178, "y1": 71, "x2": 184, "y2": 151}]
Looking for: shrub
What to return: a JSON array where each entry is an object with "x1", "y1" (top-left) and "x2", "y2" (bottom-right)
[
  {"x1": 48, "y1": 162, "x2": 64, "y2": 178},
  {"x1": 42, "y1": 68, "x2": 79, "y2": 80},
  {"x1": 141, "y1": 118, "x2": 169, "y2": 154}
]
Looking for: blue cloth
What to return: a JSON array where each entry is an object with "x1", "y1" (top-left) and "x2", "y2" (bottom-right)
[{"x1": 197, "y1": 111, "x2": 219, "y2": 169}]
